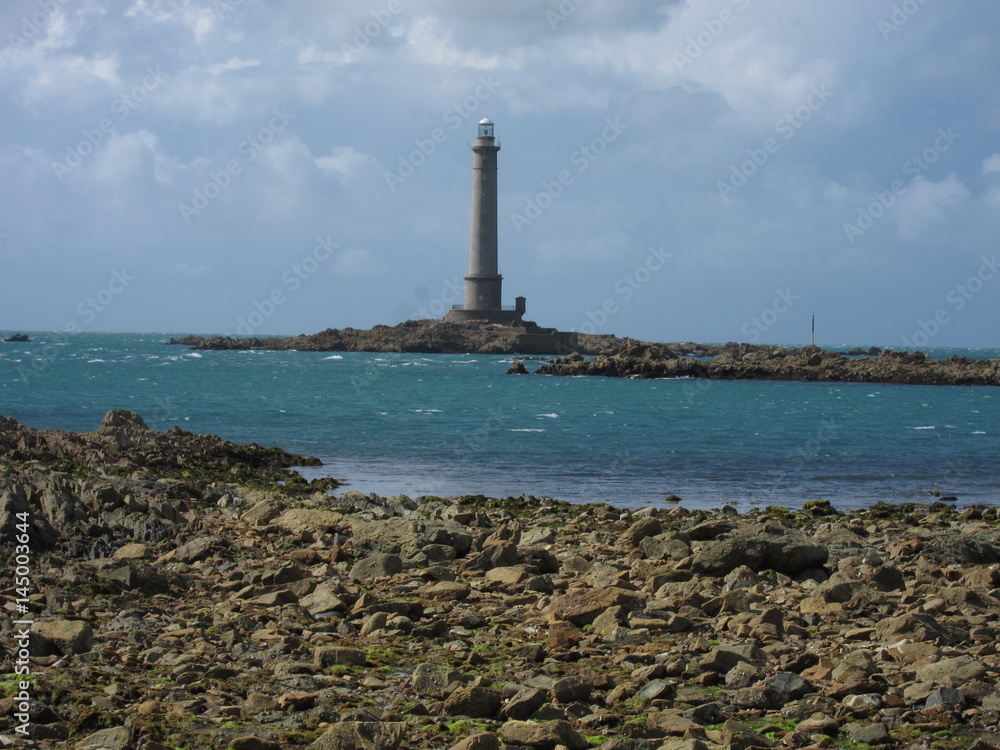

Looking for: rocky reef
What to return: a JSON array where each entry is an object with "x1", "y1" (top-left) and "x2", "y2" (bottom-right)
[
  {"x1": 533, "y1": 341, "x2": 1000, "y2": 387},
  {"x1": 169, "y1": 320, "x2": 622, "y2": 356},
  {"x1": 2, "y1": 412, "x2": 1000, "y2": 749}
]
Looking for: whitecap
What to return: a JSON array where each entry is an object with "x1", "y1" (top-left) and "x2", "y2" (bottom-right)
[
  {"x1": 87, "y1": 358, "x2": 105, "y2": 363},
  {"x1": 535, "y1": 413, "x2": 559, "y2": 418},
  {"x1": 323, "y1": 355, "x2": 344, "y2": 360},
  {"x1": 973, "y1": 430, "x2": 986, "y2": 435},
  {"x1": 906, "y1": 426, "x2": 935, "y2": 430},
  {"x1": 511, "y1": 428, "x2": 545, "y2": 432},
  {"x1": 413, "y1": 409, "x2": 443, "y2": 414},
  {"x1": 185, "y1": 352, "x2": 202, "y2": 358}
]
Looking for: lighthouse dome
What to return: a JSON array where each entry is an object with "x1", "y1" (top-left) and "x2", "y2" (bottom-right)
[{"x1": 477, "y1": 118, "x2": 495, "y2": 138}]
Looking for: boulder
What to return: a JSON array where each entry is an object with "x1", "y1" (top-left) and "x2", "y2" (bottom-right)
[
  {"x1": 442, "y1": 686, "x2": 503, "y2": 718},
  {"x1": 498, "y1": 719, "x2": 588, "y2": 750},
  {"x1": 75, "y1": 726, "x2": 133, "y2": 750},
  {"x1": 691, "y1": 528, "x2": 828, "y2": 576},
  {"x1": 277, "y1": 508, "x2": 344, "y2": 536},
  {"x1": 307, "y1": 722, "x2": 407, "y2": 750},
  {"x1": 547, "y1": 586, "x2": 645, "y2": 626},
  {"x1": 32, "y1": 619, "x2": 93, "y2": 656},
  {"x1": 349, "y1": 553, "x2": 403, "y2": 581}
]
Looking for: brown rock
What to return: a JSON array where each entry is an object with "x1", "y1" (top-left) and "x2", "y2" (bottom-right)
[
  {"x1": 547, "y1": 586, "x2": 644, "y2": 626},
  {"x1": 498, "y1": 719, "x2": 589, "y2": 750},
  {"x1": 278, "y1": 691, "x2": 316, "y2": 711}
]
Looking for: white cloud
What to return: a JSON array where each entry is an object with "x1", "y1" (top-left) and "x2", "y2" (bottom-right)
[
  {"x1": 315, "y1": 146, "x2": 376, "y2": 183},
  {"x1": 982, "y1": 153, "x2": 1000, "y2": 175},
  {"x1": 894, "y1": 174, "x2": 972, "y2": 241}
]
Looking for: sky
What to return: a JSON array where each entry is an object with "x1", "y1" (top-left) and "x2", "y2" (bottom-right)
[{"x1": 1, "y1": 0, "x2": 999, "y2": 348}]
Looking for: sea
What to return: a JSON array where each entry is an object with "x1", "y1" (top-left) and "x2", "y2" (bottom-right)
[{"x1": 1, "y1": 332, "x2": 998, "y2": 512}]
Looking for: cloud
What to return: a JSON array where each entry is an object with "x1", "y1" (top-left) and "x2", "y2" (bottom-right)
[
  {"x1": 315, "y1": 146, "x2": 376, "y2": 183},
  {"x1": 894, "y1": 174, "x2": 972, "y2": 241},
  {"x1": 982, "y1": 153, "x2": 1000, "y2": 175}
]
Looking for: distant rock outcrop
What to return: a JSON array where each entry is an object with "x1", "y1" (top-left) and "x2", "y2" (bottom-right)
[
  {"x1": 4, "y1": 333, "x2": 29, "y2": 342},
  {"x1": 535, "y1": 340, "x2": 1000, "y2": 387}
]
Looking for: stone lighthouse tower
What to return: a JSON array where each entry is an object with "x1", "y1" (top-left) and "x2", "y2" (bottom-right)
[{"x1": 445, "y1": 118, "x2": 526, "y2": 324}]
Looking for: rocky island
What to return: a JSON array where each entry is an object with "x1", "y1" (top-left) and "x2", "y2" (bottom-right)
[
  {"x1": 168, "y1": 320, "x2": 621, "y2": 357},
  {"x1": 2, "y1": 411, "x2": 1000, "y2": 749},
  {"x1": 529, "y1": 341, "x2": 1000, "y2": 387}
]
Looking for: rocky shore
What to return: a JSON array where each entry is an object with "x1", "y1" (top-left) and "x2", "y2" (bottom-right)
[
  {"x1": 530, "y1": 341, "x2": 1000, "y2": 387},
  {"x1": 168, "y1": 321, "x2": 621, "y2": 357},
  {"x1": 3, "y1": 413, "x2": 1000, "y2": 750}
]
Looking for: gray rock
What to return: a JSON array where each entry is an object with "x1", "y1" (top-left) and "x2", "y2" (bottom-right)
[
  {"x1": 634, "y1": 679, "x2": 675, "y2": 702},
  {"x1": 766, "y1": 672, "x2": 813, "y2": 700},
  {"x1": 307, "y1": 721, "x2": 407, "y2": 750},
  {"x1": 925, "y1": 687, "x2": 966, "y2": 709},
  {"x1": 915, "y1": 655, "x2": 987, "y2": 686},
  {"x1": 32, "y1": 619, "x2": 93, "y2": 656},
  {"x1": 501, "y1": 687, "x2": 547, "y2": 720},
  {"x1": 639, "y1": 534, "x2": 691, "y2": 560},
  {"x1": 691, "y1": 527, "x2": 828, "y2": 576},
  {"x1": 413, "y1": 662, "x2": 466, "y2": 698},
  {"x1": 349, "y1": 553, "x2": 403, "y2": 581},
  {"x1": 75, "y1": 726, "x2": 133, "y2": 750},
  {"x1": 847, "y1": 722, "x2": 892, "y2": 745},
  {"x1": 442, "y1": 686, "x2": 503, "y2": 718}
]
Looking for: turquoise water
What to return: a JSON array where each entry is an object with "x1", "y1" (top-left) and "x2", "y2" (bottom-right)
[{"x1": 1, "y1": 332, "x2": 998, "y2": 510}]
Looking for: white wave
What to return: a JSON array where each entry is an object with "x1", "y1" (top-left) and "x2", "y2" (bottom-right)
[
  {"x1": 511, "y1": 428, "x2": 545, "y2": 432},
  {"x1": 185, "y1": 352, "x2": 202, "y2": 358},
  {"x1": 907, "y1": 426, "x2": 935, "y2": 430},
  {"x1": 323, "y1": 355, "x2": 344, "y2": 360},
  {"x1": 87, "y1": 358, "x2": 105, "y2": 363},
  {"x1": 413, "y1": 409, "x2": 443, "y2": 413},
  {"x1": 535, "y1": 413, "x2": 559, "y2": 418},
  {"x1": 973, "y1": 430, "x2": 986, "y2": 435}
]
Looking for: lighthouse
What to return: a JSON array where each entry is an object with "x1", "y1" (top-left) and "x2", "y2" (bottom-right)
[{"x1": 444, "y1": 118, "x2": 526, "y2": 325}]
